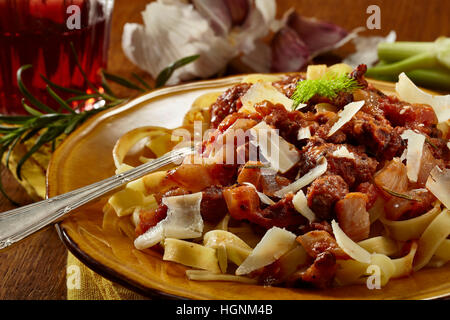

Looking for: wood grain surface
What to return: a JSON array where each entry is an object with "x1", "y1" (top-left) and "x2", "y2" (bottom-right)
[{"x1": 0, "y1": 0, "x2": 448, "y2": 300}]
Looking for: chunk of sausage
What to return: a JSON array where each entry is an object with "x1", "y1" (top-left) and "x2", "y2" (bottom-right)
[
  {"x1": 306, "y1": 174, "x2": 349, "y2": 220},
  {"x1": 297, "y1": 230, "x2": 348, "y2": 259}
]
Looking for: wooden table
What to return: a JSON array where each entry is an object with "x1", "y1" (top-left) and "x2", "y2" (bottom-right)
[{"x1": 0, "y1": 0, "x2": 448, "y2": 300}]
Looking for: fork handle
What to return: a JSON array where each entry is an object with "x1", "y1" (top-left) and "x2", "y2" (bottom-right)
[{"x1": 0, "y1": 147, "x2": 193, "y2": 251}]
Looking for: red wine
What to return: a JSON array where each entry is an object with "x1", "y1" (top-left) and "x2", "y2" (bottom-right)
[{"x1": 0, "y1": 0, "x2": 113, "y2": 114}]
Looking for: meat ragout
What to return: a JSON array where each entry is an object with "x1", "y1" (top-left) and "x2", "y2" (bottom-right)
[{"x1": 137, "y1": 65, "x2": 449, "y2": 288}]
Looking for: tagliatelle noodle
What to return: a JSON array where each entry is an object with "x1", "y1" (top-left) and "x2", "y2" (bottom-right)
[
  {"x1": 203, "y1": 230, "x2": 253, "y2": 266},
  {"x1": 379, "y1": 202, "x2": 442, "y2": 241},
  {"x1": 335, "y1": 242, "x2": 419, "y2": 286},
  {"x1": 390, "y1": 241, "x2": 418, "y2": 278},
  {"x1": 357, "y1": 236, "x2": 399, "y2": 256},
  {"x1": 112, "y1": 126, "x2": 172, "y2": 168},
  {"x1": 434, "y1": 239, "x2": 450, "y2": 262},
  {"x1": 185, "y1": 270, "x2": 258, "y2": 284},
  {"x1": 413, "y1": 209, "x2": 450, "y2": 271},
  {"x1": 163, "y1": 238, "x2": 221, "y2": 273}
]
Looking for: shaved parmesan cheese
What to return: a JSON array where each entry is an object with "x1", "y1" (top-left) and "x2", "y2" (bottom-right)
[
  {"x1": 331, "y1": 220, "x2": 372, "y2": 263},
  {"x1": 332, "y1": 145, "x2": 356, "y2": 159},
  {"x1": 134, "y1": 192, "x2": 203, "y2": 249},
  {"x1": 292, "y1": 190, "x2": 316, "y2": 222},
  {"x1": 274, "y1": 157, "x2": 328, "y2": 198},
  {"x1": 297, "y1": 126, "x2": 311, "y2": 140},
  {"x1": 250, "y1": 121, "x2": 300, "y2": 173},
  {"x1": 396, "y1": 72, "x2": 450, "y2": 123},
  {"x1": 243, "y1": 182, "x2": 275, "y2": 205},
  {"x1": 236, "y1": 227, "x2": 297, "y2": 275},
  {"x1": 401, "y1": 129, "x2": 425, "y2": 182},
  {"x1": 426, "y1": 166, "x2": 450, "y2": 209},
  {"x1": 240, "y1": 81, "x2": 294, "y2": 113},
  {"x1": 327, "y1": 101, "x2": 365, "y2": 137}
]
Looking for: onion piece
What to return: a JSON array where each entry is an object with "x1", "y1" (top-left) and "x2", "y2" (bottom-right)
[
  {"x1": 327, "y1": 101, "x2": 365, "y2": 137},
  {"x1": 396, "y1": 72, "x2": 450, "y2": 123},
  {"x1": 240, "y1": 81, "x2": 294, "y2": 113},
  {"x1": 236, "y1": 226, "x2": 297, "y2": 275},
  {"x1": 426, "y1": 166, "x2": 450, "y2": 209},
  {"x1": 331, "y1": 219, "x2": 372, "y2": 264},
  {"x1": 274, "y1": 157, "x2": 328, "y2": 198},
  {"x1": 134, "y1": 192, "x2": 203, "y2": 249},
  {"x1": 242, "y1": 182, "x2": 275, "y2": 205},
  {"x1": 400, "y1": 129, "x2": 425, "y2": 183},
  {"x1": 292, "y1": 190, "x2": 316, "y2": 222},
  {"x1": 250, "y1": 121, "x2": 300, "y2": 173}
]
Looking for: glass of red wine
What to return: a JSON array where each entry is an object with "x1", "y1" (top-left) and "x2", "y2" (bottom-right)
[{"x1": 0, "y1": 0, "x2": 115, "y2": 115}]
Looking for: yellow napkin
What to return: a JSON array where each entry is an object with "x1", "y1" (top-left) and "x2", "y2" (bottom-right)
[
  {"x1": 67, "y1": 252, "x2": 146, "y2": 300},
  {"x1": 2, "y1": 140, "x2": 145, "y2": 300}
]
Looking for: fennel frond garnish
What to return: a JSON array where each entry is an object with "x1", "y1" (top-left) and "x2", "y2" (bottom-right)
[{"x1": 291, "y1": 74, "x2": 361, "y2": 109}]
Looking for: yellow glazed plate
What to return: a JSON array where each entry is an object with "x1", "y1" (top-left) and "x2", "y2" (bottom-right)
[{"x1": 47, "y1": 74, "x2": 450, "y2": 300}]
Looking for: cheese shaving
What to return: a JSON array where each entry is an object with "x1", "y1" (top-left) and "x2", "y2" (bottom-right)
[
  {"x1": 331, "y1": 220, "x2": 372, "y2": 264},
  {"x1": 236, "y1": 227, "x2": 297, "y2": 275},
  {"x1": 332, "y1": 145, "x2": 356, "y2": 159},
  {"x1": 327, "y1": 100, "x2": 365, "y2": 137},
  {"x1": 292, "y1": 190, "x2": 316, "y2": 222},
  {"x1": 240, "y1": 81, "x2": 294, "y2": 113},
  {"x1": 134, "y1": 192, "x2": 203, "y2": 249},
  {"x1": 426, "y1": 166, "x2": 450, "y2": 209},
  {"x1": 400, "y1": 129, "x2": 425, "y2": 183},
  {"x1": 250, "y1": 121, "x2": 300, "y2": 173},
  {"x1": 243, "y1": 182, "x2": 275, "y2": 205},
  {"x1": 396, "y1": 72, "x2": 450, "y2": 123},
  {"x1": 274, "y1": 157, "x2": 328, "y2": 198}
]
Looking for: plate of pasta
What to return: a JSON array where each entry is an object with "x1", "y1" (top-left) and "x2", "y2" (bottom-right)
[{"x1": 49, "y1": 64, "x2": 450, "y2": 300}]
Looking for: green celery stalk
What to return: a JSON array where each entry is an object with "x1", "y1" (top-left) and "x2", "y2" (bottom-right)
[
  {"x1": 405, "y1": 69, "x2": 450, "y2": 91},
  {"x1": 378, "y1": 42, "x2": 435, "y2": 62},
  {"x1": 366, "y1": 52, "x2": 438, "y2": 77}
]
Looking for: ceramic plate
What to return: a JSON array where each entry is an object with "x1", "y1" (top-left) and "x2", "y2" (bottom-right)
[{"x1": 48, "y1": 75, "x2": 450, "y2": 300}]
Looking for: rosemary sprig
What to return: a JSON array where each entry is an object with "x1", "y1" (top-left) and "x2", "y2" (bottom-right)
[
  {"x1": 155, "y1": 55, "x2": 200, "y2": 88},
  {"x1": 291, "y1": 74, "x2": 361, "y2": 109},
  {"x1": 0, "y1": 52, "x2": 200, "y2": 204},
  {"x1": 381, "y1": 187, "x2": 419, "y2": 201}
]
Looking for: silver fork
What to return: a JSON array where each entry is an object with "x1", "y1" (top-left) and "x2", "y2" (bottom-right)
[{"x1": 0, "y1": 146, "x2": 194, "y2": 251}]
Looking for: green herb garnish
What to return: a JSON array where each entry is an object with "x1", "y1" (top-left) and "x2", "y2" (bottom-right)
[
  {"x1": 291, "y1": 74, "x2": 361, "y2": 109},
  {"x1": 0, "y1": 48, "x2": 199, "y2": 204}
]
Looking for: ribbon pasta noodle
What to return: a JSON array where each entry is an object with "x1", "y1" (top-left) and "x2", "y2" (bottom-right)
[{"x1": 414, "y1": 209, "x2": 450, "y2": 271}]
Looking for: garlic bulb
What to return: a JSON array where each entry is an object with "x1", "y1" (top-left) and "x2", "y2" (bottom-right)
[{"x1": 122, "y1": 0, "x2": 276, "y2": 85}]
